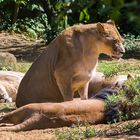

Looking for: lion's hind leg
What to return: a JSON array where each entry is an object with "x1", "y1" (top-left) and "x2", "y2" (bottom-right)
[{"x1": 0, "y1": 114, "x2": 42, "y2": 131}]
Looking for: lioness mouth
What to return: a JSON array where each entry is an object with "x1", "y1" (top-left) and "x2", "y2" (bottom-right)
[{"x1": 111, "y1": 54, "x2": 123, "y2": 59}]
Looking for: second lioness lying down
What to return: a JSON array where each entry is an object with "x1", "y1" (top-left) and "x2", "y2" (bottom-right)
[
  {"x1": 0, "y1": 74, "x2": 134, "y2": 131},
  {"x1": 16, "y1": 20, "x2": 125, "y2": 107},
  {"x1": 0, "y1": 71, "x2": 24, "y2": 103}
]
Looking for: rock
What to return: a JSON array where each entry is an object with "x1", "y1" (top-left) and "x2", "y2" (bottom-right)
[{"x1": 0, "y1": 52, "x2": 17, "y2": 69}]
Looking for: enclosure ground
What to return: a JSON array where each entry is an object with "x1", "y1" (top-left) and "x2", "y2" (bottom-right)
[{"x1": 0, "y1": 119, "x2": 140, "y2": 140}]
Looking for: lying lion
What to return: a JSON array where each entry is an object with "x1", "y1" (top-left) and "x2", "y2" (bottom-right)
[
  {"x1": 0, "y1": 74, "x2": 132, "y2": 131},
  {"x1": 16, "y1": 20, "x2": 125, "y2": 107}
]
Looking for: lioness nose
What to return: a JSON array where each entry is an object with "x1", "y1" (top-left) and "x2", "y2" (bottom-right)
[{"x1": 119, "y1": 44, "x2": 125, "y2": 54}]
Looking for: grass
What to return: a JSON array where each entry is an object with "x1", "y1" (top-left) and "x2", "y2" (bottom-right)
[
  {"x1": 98, "y1": 59, "x2": 140, "y2": 77},
  {"x1": 2, "y1": 59, "x2": 139, "y2": 76},
  {"x1": 14, "y1": 62, "x2": 32, "y2": 73},
  {"x1": 55, "y1": 124, "x2": 96, "y2": 140},
  {"x1": 1, "y1": 61, "x2": 32, "y2": 73}
]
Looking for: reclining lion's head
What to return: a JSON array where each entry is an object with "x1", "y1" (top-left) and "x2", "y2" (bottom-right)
[{"x1": 95, "y1": 20, "x2": 125, "y2": 59}]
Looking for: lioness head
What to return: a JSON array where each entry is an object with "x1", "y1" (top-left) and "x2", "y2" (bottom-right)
[{"x1": 95, "y1": 20, "x2": 125, "y2": 59}]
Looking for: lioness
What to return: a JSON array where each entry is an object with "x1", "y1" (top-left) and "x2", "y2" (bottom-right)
[
  {"x1": 16, "y1": 20, "x2": 125, "y2": 107},
  {"x1": 0, "y1": 71, "x2": 24, "y2": 103}
]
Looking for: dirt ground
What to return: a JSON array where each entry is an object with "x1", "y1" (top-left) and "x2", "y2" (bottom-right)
[
  {"x1": 0, "y1": 120, "x2": 140, "y2": 140},
  {"x1": 0, "y1": 32, "x2": 140, "y2": 140}
]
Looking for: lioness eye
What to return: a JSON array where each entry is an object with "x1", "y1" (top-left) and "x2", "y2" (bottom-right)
[
  {"x1": 113, "y1": 46, "x2": 117, "y2": 52},
  {"x1": 113, "y1": 39, "x2": 118, "y2": 44}
]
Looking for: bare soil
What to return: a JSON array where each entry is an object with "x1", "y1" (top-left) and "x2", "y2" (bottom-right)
[
  {"x1": 0, "y1": 32, "x2": 140, "y2": 140},
  {"x1": 0, "y1": 120, "x2": 140, "y2": 140}
]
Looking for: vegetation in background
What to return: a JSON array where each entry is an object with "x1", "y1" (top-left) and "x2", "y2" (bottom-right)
[
  {"x1": 123, "y1": 34, "x2": 140, "y2": 58},
  {"x1": 0, "y1": 59, "x2": 139, "y2": 75},
  {"x1": 0, "y1": 0, "x2": 140, "y2": 42},
  {"x1": 123, "y1": 34, "x2": 140, "y2": 52}
]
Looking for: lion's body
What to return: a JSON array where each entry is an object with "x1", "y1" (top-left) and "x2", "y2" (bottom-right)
[
  {"x1": 0, "y1": 99, "x2": 105, "y2": 131},
  {"x1": 0, "y1": 71, "x2": 24, "y2": 102},
  {"x1": 16, "y1": 22, "x2": 125, "y2": 107}
]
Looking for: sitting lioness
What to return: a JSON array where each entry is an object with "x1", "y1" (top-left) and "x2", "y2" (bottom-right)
[{"x1": 16, "y1": 20, "x2": 125, "y2": 107}]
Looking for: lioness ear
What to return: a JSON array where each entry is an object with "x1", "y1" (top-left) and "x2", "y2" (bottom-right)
[
  {"x1": 97, "y1": 22, "x2": 105, "y2": 33},
  {"x1": 107, "y1": 20, "x2": 115, "y2": 26}
]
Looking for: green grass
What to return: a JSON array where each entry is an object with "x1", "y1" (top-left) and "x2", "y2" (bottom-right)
[
  {"x1": 1, "y1": 59, "x2": 140, "y2": 77},
  {"x1": 98, "y1": 59, "x2": 140, "y2": 77},
  {"x1": 1, "y1": 62, "x2": 32, "y2": 73},
  {"x1": 3, "y1": 59, "x2": 138, "y2": 77},
  {"x1": 13, "y1": 62, "x2": 32, "y2": 73},
  {"x1": 55, "y1": 124, "x2": 96, "y2": 140}
]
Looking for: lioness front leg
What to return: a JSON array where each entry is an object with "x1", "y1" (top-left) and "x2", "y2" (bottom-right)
[
  {"x1": 58, "y1": 82, "x2": 73, "y2": 101},
  {"x1": 72, "y1": 74, "x2": 91, "y2": 100},
  {"x1": 79, "y1": 82, "x2": 89, "y2": 100},
  {"x1": 54, "y1": 71, "x2": 73, "y2": 101}
]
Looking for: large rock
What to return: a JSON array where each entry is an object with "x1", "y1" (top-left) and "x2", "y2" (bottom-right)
[{"x1": 0, "y1": 52, "x2": 17, "y2": 69}]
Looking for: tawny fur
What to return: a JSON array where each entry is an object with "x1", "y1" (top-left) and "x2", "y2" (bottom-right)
[
  {"x1": 0, "y1": 71, "x2": 24, "y2": 102},
  {"x1": 16, "y1": 21, "x2": 125, "y2": 107},
  {"x1": 0, "y1": 99, "x2": 105, "y2": 131}
]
